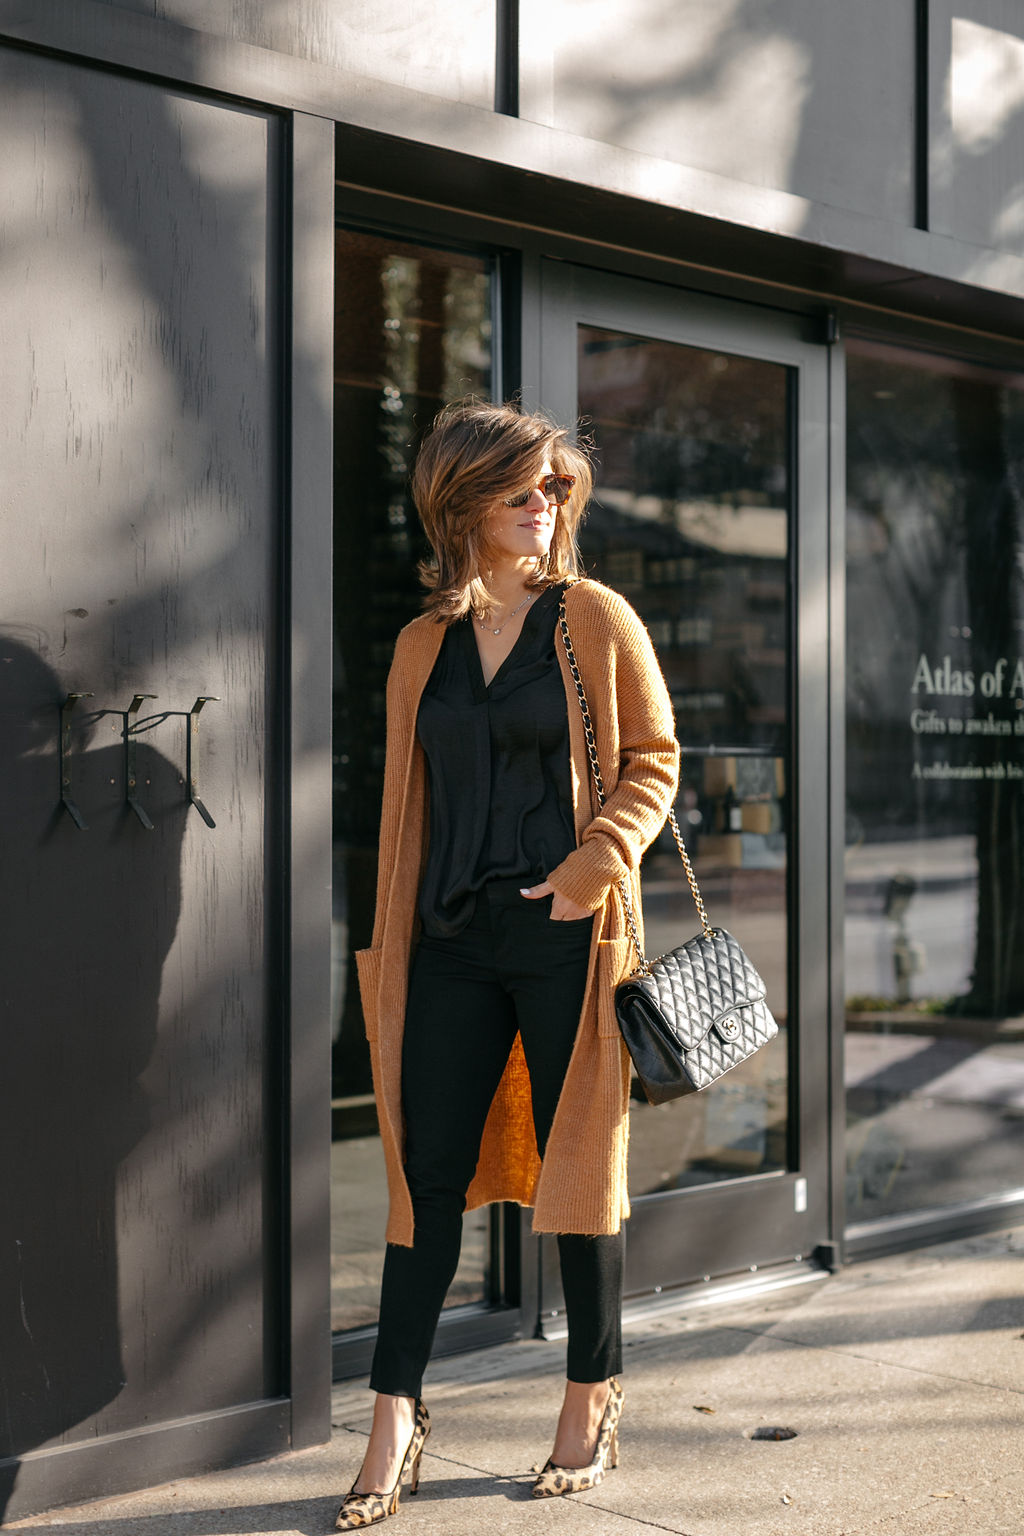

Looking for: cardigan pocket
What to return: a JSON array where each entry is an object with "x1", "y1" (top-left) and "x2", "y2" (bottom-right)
[
  {"x1": 355, "y1": 946, "x2": 383, "y2": 1041},
  {"x1": 596, "y1": 936, "x2": 633, "y2": 1037}
]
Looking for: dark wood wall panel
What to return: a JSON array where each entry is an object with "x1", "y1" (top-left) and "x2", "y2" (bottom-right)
[{"x1": 0, "y1": 44, "x2": 283, "y2": 1489}]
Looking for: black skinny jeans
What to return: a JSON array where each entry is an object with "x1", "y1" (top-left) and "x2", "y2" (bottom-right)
[{"x1": 369, "y1": 878, "x2": 624, "y2": 1399}]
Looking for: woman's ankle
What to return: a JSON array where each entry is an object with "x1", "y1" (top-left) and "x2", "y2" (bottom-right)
[
  {"x1": 550, "y1": 1378, "x2": 611, "y2": 1467},
  {"x1": 355, "y1": 1395, "x2": 416, "y2": 1493},
  {"x1": 563, "y1": 1378, "x2": 611, "y2": 1411}
]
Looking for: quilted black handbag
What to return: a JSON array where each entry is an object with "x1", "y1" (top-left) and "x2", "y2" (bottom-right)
[{"x1": 558, "y1": 588, "x2": 779, "y2": 1104}]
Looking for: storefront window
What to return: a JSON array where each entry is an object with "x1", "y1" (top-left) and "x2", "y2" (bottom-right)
[
  {"x1": 332, "y1": 230, "x2": 492, "y2": 1332},
  {"x1": 845, "y1": 337, "x2": 1024, "y2": 1225},
  {"x1": 577, "y1": 326, "x2": 791, "y2": 1193}
]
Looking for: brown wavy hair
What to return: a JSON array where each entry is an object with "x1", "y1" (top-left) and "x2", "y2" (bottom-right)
[{"x1": 412, "y1": 399, "x2": 594, "y2": 622}]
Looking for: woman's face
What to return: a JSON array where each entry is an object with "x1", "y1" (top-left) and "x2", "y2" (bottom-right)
[{"x1": 484, "y1": 458, "x2": 558, "y2": 567}]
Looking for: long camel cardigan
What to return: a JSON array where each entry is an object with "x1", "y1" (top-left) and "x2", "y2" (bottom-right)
[{"x1": 356, "y1": 578, "x2": 679, "y2": 1244}]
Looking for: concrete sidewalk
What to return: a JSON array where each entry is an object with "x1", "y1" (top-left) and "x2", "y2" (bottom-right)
[{"x1": 7, "y1": 1227, "x2": 1024, "y2": 1536}]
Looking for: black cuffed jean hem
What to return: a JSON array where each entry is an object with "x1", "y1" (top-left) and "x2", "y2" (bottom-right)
[{"x1": 368, "y1": 878, "x2": 624, "y2": 1399}]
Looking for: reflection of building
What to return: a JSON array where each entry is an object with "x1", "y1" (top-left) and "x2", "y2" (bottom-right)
[{"x1": 3, "y1": 2, "x2": 1024, "y2": 1520}]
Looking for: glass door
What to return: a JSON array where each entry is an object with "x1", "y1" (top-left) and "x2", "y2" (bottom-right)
[
  {"x1": 331, "y1": 228, "x2": 503, "y2": 1375},
  {"x1": 538, "y1": 265, "x2": 831, "y2": 1298}
]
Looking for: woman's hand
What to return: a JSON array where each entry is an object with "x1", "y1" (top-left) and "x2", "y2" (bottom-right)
[{"x1": 519, "y1": 880, "x2": 594, "y2": 922}]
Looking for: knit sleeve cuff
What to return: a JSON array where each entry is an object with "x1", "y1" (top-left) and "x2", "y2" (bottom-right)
[{"x1": 546, "y1": 834, "x2": 628, "y2": 911}]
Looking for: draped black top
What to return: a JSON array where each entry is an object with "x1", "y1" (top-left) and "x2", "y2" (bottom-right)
[{"x1": 415, "y1": 581, "x2": 577, "y2": 937}]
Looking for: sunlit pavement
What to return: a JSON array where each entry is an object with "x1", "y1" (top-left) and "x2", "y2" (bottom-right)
[{"x1": 6, "y1": 1225, "x2": 1023, "y2": 1536}]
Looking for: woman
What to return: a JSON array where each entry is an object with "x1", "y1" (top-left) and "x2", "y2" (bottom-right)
[{"x1": 337, "y1": 400, "x2": 678, "y2": 1530}]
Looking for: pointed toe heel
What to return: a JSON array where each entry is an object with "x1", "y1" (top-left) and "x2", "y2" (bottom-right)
[
  {"x1": 334, "y1": 1400, "x2": 430, "y2": 1530},
  {"x1": 531, "y1": 1377, "x2": 623, "y2": 1499}
]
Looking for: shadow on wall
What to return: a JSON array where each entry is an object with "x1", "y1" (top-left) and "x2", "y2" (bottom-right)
[
  {"x1": 520, "y1": 0, "x2": 998, "y2": 235},
  {"x1": 0, "y1": 634, "x2": 184, "y2": 1520},
  {"x1": 523, "y1": 0, "x2": 814, "y2": 209},
  {"x1": 934, "y1": 14, "x2": 1024, "y2": 254},
  {"x1": 0, "y1": 36, "x2": 332, "y2": 1515}
]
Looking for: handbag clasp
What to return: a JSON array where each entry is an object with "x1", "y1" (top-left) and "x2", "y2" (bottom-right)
[{"x1": 717, "y1": 1012, "x2": 742, "y2": 1041}]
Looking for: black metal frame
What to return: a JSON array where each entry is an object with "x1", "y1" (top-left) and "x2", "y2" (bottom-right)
[
  {"x1": 913, "y1": 0, "x2": 930, "y2": 232},
  {"x1": 828, "y1": 309, "x2": 1024, "y2": 1265},
  {"x1": 285, "y1": 111, "x2": 336, "y2": 1449},
  {"x1": 494, "y1": 0, "x2": 519, "y2": 118},
  {"x1": 846, "y1": 1190, "x2": 1024, "y2": 1263},
  {"x1": 826, "y1": 313, "x2": 849, "y2": 1265},
  {"x1": 528, "y1": 263, "x2": 832, "y2": 1317}
]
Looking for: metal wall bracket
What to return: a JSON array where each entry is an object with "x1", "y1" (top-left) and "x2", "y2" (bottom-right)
[
  {"x1": 186, "y1": 696, "x2": 219, "y2": 827},
  {"x1": 123, "y1": 694, "x2": 158, "y2": 829},
  {"x1": 57, "y1": 690, "x2": 219, "y2": 828},
  {"x1": 59, "y1": 692, "x2": 95, "y2": 829}
]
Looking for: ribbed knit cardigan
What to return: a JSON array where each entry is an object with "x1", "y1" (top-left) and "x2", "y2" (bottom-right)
[{"x1": 356, "y1": 578, "x2": 679, "y2": 1244}]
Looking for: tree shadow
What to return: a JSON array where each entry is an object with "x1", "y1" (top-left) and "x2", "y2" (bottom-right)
[
  {"x1": 1, "y1": 1501, "x2": 338, "y2": 1536},
  {"x1": 1, "y1": 34, "x2": 331, "y2": 1521},
  {"x1": 0, "y1": 636, "x2": 184, "y2": 1516}
]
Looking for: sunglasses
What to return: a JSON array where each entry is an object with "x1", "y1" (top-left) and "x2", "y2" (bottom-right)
[{"x1": 504, "y1": 473, "x2": 576, "y2": 509}]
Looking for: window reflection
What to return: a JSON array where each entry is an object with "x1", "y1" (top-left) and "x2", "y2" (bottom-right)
[
  {"x1": 332, "y1": 230, "x2": 492, "y2": 1333},
  {"x1": 577, "y1": 326, "x2": 791, "y2": 1191},
  {"x1": 845, "y1": 337, "x2": 1024, "y2": 1223}
]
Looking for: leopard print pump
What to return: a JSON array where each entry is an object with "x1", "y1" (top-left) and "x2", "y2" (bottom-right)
[
  {"x1": 532, "y1": 1377, "x2": 623, "y2": 1499},
  {"x1": 334, "y1": 1399, "x2": 430, "y2": 1530}
]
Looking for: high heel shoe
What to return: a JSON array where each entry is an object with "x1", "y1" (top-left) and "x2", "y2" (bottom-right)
[
  {"x1": 532, "y1": 1377, "x2": 623, "y2": 1498},
  {"x1": 334, "y1": 1399, "x2": 430, "y2": 1530}
]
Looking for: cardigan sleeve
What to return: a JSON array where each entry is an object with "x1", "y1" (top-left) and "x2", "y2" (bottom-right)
[
  {"x1": 368, "y1": 626, "x2": 417, "y2": 950},
  {"x1": 546, "y1": 589, "x2": 679, "y2": 911}
]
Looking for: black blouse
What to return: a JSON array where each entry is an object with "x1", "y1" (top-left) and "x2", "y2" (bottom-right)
[{"x1": 416, "y1": 582, "x2": 577, "y2": 937}]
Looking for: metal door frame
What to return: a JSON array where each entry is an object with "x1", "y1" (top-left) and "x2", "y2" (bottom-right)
[{"x1": 529, "y1": 260, "x2": 835, "y2": 1309}]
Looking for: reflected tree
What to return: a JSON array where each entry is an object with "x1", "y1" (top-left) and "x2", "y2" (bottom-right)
[
  {"x1": 953, "y1": 376, "x2": 1024, "y2": 1015},
  {"x1": 846, "y1": 345, "x2": 1024, "y2": 1017},
  {"x1": 332, "y1": 236, "x2": 491, "y2": 1103}
]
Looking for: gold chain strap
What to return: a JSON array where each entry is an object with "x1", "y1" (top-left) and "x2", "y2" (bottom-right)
[
  {"x1": 665, "y1": 802, "x2": 714, "y2": 938},
  {"x1": 557, "y1": 587, "x2": 715, "y2": 974}
]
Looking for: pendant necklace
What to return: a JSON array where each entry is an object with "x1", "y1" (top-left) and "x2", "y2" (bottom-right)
[{"x1": 475, "y1": 591, "x2": 534, "y2": 636}]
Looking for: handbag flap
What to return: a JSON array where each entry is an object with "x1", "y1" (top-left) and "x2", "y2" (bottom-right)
[{"x1": 620, "y1": 927, "x2": 767, "y2": 1052}]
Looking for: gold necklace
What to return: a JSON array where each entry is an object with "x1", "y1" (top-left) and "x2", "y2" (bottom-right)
[{"x1": 474, "y1": 591, "x2": 534, "y2": 636}]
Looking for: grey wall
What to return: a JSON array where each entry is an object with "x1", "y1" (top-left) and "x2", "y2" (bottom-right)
[
  {"x1": 87, "y1": 0, "x2": 927, "y2": 232},
  {"x1": 0, "y1": 43, "x2": 288, "y2": 1514},
  {"x1": 9, "y1": 0, "x2": 1024, "y2": 311},
  {"x1": 929, "y1": 0, "x2": 1024, "y2": 254},
  {"x1": 87, "y1": 0, "x2": 496, "y2": 106},
  {"x1": 520, "y1": 0, "x2": 916, "y2": 227}
]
